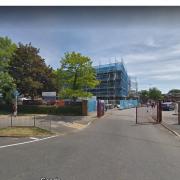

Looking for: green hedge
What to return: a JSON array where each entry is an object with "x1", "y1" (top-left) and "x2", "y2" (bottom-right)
[
  {"x1": 0, "y1": 104, "x2": 82, "y2": 115},
  {"x1": 0, "y1": 104, "x2": 11, "y2": 114},
  {"x1": 17, "y1": 105, "x2": 82, "y2": 116}
]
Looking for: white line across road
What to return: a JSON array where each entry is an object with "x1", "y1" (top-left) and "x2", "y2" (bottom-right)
[{"x1": 0, "y1": 135, "x2": 59, "y2": 149}]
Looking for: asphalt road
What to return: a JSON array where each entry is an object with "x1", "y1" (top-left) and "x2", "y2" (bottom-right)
[{"x1": 0, "y1": 108, "x2": 180, "y2": 180}]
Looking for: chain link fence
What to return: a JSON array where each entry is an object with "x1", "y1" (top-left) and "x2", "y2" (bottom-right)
[{"x1": 0, "y1": 115, "x2": 51, "y2": 131}]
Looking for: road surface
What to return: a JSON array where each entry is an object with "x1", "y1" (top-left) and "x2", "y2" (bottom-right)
[{"x1": 0, "y1": 108, "x2": 180, "y2": 180}]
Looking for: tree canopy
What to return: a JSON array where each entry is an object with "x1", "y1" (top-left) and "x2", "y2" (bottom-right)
[
  {"x1": 9, "y1": 43, "x2": 56, "y2": 98},
  {"x1": 168, "y1": 89, "x2": 180, "y2": 95},
  {"x1": 0, "y1": 72, "x2": 16, "y2": 104},
  {"x1": 139, "y1": 87, "x2": 162, "y2": 102},
  {"x1": 0, "y1": 36, "x2": 17, "y2": 71},
  {"x1": 0, "y1": 36, "x2": 16, "y2": 104},
  {"x1": 139, "y1": 90, "x2": 149, "y2": 103},
  {"x1": 58, "y1": 52, "x2": 99, "y2": 99},
  {"x1": 149, "y1": 87, "x2": 162, "y2": 101}
]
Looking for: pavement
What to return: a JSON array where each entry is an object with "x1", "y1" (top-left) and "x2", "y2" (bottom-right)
[
  {"x1": 0, "y1": 108, "x2": 180, "y2": 180},
  {"x1": 161, "y1": 110, "x2": 180, "y2": 137},
  {"x1": 0, "y1": 110, "x2": 116, "y2": 147}
]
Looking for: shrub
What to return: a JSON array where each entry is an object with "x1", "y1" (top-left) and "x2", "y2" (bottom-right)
[{"x1": 17, "y1": 105, "x2": 82, "y2": 116}]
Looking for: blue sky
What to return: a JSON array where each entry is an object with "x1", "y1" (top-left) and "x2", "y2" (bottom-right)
[{"x1": 0, "y1": 7, "x2": 180, "y2": 93}]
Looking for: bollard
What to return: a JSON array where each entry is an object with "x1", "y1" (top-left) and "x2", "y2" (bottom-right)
[{"x1": 11, "y1": 115, "x2": 12, "y2": 127}]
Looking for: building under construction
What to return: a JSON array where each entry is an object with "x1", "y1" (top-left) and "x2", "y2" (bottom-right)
[{"x1": 88, "y1": 62, "x2": 129, "y2": 102}]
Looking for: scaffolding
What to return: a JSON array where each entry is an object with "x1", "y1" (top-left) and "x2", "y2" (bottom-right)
[
  {"x1": 128, "y1": 76, "x2": 138, "y2": 98},
  {"x1": 89, "y1": 61, "x2": 129, "y2": 104}
]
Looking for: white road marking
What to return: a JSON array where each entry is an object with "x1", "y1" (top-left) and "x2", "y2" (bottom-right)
[
  {"x1": 29, "y1": 137, "x2": 39, "y2": 140},
  {"x1": 0, "y1": 135, "x2": 58, "y2": 149}
]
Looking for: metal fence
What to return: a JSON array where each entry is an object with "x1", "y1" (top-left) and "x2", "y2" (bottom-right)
[
  {"x1": 162, "y1": 102, "x2": 180, "y2": 126},
  {"x1": 0, "y1": 115, "x2": 51, "y2": 131},
  {"x1": 120, "y1": 99, "x2": 139, "y2": 109},
  {"x1": 136, "y1": 102, "x2": 162, "y2": 124}
]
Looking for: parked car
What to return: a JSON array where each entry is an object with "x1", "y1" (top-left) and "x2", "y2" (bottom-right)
[{"x1": 161, "y1": 102, "x2": 175, "y2": 111}]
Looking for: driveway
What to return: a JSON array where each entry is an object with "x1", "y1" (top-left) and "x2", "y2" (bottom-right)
[{"x1": 0, "y1": 109, "x2": 180, "y2": 180}]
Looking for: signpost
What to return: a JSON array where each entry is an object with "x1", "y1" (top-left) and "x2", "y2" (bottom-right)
[
  {"x1": 42, "y1": 92, "x2": 56, "y2": 97},
  {"x1": 42, "y1": 92, "x2": 56, "y2": 102}
]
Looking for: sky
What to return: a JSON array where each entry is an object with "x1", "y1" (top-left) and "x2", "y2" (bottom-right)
[{"x1": 0, "y1": 7, "x2": 180, "y2": 93}]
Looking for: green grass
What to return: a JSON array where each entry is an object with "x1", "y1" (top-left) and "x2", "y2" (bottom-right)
[{"x1": 0, "y1": 127, "x2": 53, "y2": 137}]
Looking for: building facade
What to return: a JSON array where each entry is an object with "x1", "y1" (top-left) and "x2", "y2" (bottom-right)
[{"x1": 88, "y1": 62, "x2": 129, "y2": 102}]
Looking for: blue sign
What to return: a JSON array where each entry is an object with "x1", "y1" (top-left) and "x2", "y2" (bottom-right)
[{"x1": 13, "y1": 90, "x2": 20, "y2": 96}]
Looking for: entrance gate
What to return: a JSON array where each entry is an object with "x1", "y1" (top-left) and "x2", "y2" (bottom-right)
[{"x1": 136, "y1": 101, "x2": 162, "y2": 124}]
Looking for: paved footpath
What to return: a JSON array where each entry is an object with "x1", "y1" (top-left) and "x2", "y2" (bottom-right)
[
  {"x1": 162, "y1": 110, "x2": 180, "y2": 136},
  {"x1": 0, "y1": 108, "x2": 180, "y2": 180}
]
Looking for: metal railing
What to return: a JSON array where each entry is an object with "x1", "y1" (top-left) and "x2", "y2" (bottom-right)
[
  {"x1": 135, "y1": 102, "x2": 162, "y2": 124},
  {"x1": 0, "y1": 115, "x2": 51, "y2": 131}
]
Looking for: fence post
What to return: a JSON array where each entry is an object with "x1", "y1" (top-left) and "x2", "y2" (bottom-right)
[
  {"x1": 50, "y1": 119, "x2": 51, "y2": 132},
  {"x1": 178, "y1": 102, "x2": 180, "y2": 125},
  {"x1": 11, "y1": 115, "x2": 12, "y2": 127},
  {"x1": 34, "y1": 115, "x2": 36, "y2": 127},
  {"x1": 136, "y1": 107, "x2": 137, "y2": 124},
  {"x1": 82, "y1": 100, "x2": 88, "y2": 116}
]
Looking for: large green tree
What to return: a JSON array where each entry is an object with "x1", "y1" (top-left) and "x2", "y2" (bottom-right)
[
  {"x1": 9, "y1": 43, "x2": 56, "y2": 99},
  {"x1": 149, "y1": 87, "x2": 162, "y2": 101},
  {"x1": 58, "y1": 52, "x2": 99, "y2": 100},
  {"x1": 168, "y1": 89, "x2": 180, "y2": 95},
  {"x1": 0, "y1": 72, "x2": 16, "y2": 104},
  {"x1": 139, "y1": 90, "x2": 149, "y2": 103},
  {"x1": 0, "y1": 36, "x2": 16, "y2": 104},
  {"x1": 0, "y1": 36, "x2": 17, "y2": 71}
]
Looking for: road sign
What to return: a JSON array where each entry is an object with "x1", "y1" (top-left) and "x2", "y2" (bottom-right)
[
  {"x1": 42, "y1": 92, "x2": 56, "y2": 97},
  {"x1": 13, "y1": 90, "x2": 20, "y2": 97}
]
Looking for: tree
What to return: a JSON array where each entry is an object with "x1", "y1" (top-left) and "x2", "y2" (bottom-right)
[
  {"x1": 58, "y1": 52, "x2": 99, "y2": 100},
  {"x1": 0, "y1": 36, "x2": 17, "y2": 104},
  {"x1": 149, "y1": 87, "x2": 162, "y2": 101},
  {"x1": 168, "y1": 89, "x2": 180, "y2": 95},
  {"x1": 0, "y1": 36, "x2": 17, "y2": 71},
  {"x1": 139, "y1": 90, "x2": 149, "y2": 103},
  {"x1": 9, "y1": 43, "x2": 56, "y2": 99},
  {"x1": 0, "y1": 72, "x2": 16, "y2": 104}
]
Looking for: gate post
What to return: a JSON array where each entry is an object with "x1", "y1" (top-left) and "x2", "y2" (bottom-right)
[
  {"x1": 136, "y1": 107, "x2": 137, "y2": 124},
  {"x1": 97, "y1": 100, "x2": 100, "y2": 118},
  {"x1": 157, "y1": 100, "x2": 162, "y2": 123},
  {"x1": 82, "y1": 100, "x2": 88, "y2": 116},
  {"x1": 178, "y1": 102, "x2": 180, "y2": 125}
]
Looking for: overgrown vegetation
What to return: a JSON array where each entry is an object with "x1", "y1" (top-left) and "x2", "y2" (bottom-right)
[
  {"x1": 0, "y1": 104, "x2": 82, "y2": 115},
  {"x1": 139, "y1": 87, "x2": 162, "y2": 103}
]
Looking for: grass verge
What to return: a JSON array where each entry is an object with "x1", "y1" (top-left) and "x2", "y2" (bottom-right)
[{"x1": 0, "y1": 127, "x2": 53, "y2": 137}]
